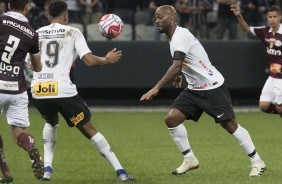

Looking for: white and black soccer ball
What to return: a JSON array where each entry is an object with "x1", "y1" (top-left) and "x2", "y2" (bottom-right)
[{"x1": 98, "y1": 14, "x2": 123, "y2": 38}]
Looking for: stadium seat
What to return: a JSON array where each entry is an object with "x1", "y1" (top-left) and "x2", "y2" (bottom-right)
[
  {"x1": 68, "y1": 23, "x2": 85, "y2": 33},
  {"x1": 113, "y1": 23, "x2": 133, "y2": 41},
  {"x1": 86, "y1": 23, "x2": 108, "y2": 41},
  {"x1": 135, "y1": 24, "x2": 155, "y2": 41}
]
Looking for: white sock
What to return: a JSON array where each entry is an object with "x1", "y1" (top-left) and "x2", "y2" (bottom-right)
[
  {"x1": 232, "y1": 125, "x2": 261, "y2": 164},
  {"x1": 43, "y1": 123, "x2": 58, "y2": 169},
  {"x1": 90, "y1": 132, "x2": 123, "y2": 171},
  {"x1": 169, "y1": 124, "x2": 194, "y2": 159}
]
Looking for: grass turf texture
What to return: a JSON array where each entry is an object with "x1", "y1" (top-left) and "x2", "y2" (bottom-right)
[{"x1": 0, "y1": 108, "x2": 281, "y2": 184}]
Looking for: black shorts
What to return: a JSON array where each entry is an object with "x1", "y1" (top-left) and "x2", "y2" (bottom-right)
[
  {"x1": 171, "y1": 84, "x2": 235, "y2": 123},
  {"x1": 32, "y1": 95, "x2": 91, "y2": 127}
]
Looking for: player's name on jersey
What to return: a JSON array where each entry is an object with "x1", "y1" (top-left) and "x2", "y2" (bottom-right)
[
  {"x1": 3, "y1": 19, "x2": 34, "y2": 37},
  {"x1": 37, "y1": 73, "x2": 54, "y2": 80}
]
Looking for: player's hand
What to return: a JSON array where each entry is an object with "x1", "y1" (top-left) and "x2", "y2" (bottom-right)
[
  {"x1": 230, "y1": 4, "x2": 240, "y2": 16},
  {"x1": 105, "y1": 48, "x2": 122, "y2": 64},
  {"x1": 173, "y1": 75, "x2": 182, "y2": 88},
  {"x1": 140, "y1": 88, "x2": 159, "y2": 101}
]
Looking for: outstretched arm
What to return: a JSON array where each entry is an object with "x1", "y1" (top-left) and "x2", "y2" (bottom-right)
[
  {"x1": 82, "y1": 48, "x2": 122, "y2": 66},
  {"x1": 140, "y1": 60, "x2": 182, "y2": 101},
  {"x1": 230, "y1": 4, "x2": 250, "y2": 33}
]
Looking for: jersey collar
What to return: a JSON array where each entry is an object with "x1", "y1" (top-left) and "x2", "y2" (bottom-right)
[
  {"x1": 4, "y1": 11, "x2": 29, "y2": 22},
  {"x1": 268, "y1": 24, "x2": 282, "y2": 34}
]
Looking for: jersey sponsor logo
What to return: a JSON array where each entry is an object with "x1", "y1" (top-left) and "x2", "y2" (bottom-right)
[
  {"x1": 198, "y1": 60, "x2": 213, "y2": 76},
  {"x1": 0, "y1": 61, "x2": 20, "y2": 77},
  {"x1": 3, "y1": 19, "x2": 34, "y2": 37},
  {"x1": 0, "y1": 80, "x2": 19, "y2": 91},
  {"x1": 270, "y1": 63, "x2": 282, "y2": 74},
  {"x1": 70, "y1": 112, "x2": 84, "y2": 126},
  {"x1": 267, "y1": 47, "x2": 282, "y2": 56},
  {"x1": 38, "y1": 29, "x2": 66, "y2": 39},
  {"x1": 188, "y1": 83, "x2": 207, "y2": 89},
  {"x1": 34, "y1": 81, "x2": 58, "y2": 96},
  {"x1": 39, "y1": 34, "x2": 65, "y2": 39},
  {"x1": 38, "y1": 29, "x2": 65, "y2": 35}
]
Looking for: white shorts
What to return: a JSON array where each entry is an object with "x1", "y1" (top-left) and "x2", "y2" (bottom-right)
[
  {"x1": 0, "y1": 91, "x2": 30, "y2": 127},
  {"x1": 260, "y1": 76, "x2": 282, "y2": 105}
]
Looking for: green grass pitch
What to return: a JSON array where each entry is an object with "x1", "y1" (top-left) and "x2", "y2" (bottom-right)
[{"x1": 0, "y1": 108, "x2": 281, "y2": 184}]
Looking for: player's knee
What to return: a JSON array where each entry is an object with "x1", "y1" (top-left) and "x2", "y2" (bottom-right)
[
  {"x1": 276, "y1": 105, "x2": 282, "y2": 114},
  {"x1": 165, "y1": 114, "x2": 179, "y2": 128},
  {"x1": 259, "y1": 104, "x2": 272, "y2": 113},
  {"x1": 220, "y1": 119, "x2": 238, "y2": 134}
]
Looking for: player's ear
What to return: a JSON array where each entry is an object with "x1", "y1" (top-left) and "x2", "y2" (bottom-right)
[
  {"x1": 48, "y1": 15, "x2": 52, "y2": 23},
  {"x1": 64, "y1": 12, "x2": 68, "y2": 23}
]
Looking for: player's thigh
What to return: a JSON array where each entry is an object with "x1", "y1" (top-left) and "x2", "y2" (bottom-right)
[
  {"x1": 7, "y1": 92, "x2": 30, "y2": 127},
  {"x1": 33, "y1": 98, "x2": 59, "y2": 125},
  {"x1": 260, "y1": 77, "x2": 275, "y2": 103},
  {"x1": 201, "y1": 84, "x2": 235, "y2": 123},
  {"x1": 171, "y1": 89, "x2": 203, "y2": 122},
  {"x1": 57, "y1": 95, "x2": 91, "y2": 128},
  {"x1": 273, "y1": 78, "x2": 282, "y2": 105}
]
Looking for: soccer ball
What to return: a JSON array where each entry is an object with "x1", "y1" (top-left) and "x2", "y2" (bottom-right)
[{"x1": 98, "y1": 14, "x2": 123, "y2": 38}]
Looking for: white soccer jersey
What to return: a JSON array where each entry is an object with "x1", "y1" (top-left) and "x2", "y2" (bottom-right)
[
  {"x1": 170, "y1": 26, "x2": 224, "y2": 90},
  {"x1": 31, "y1": 23, "x2": 91, "y2": 98}
]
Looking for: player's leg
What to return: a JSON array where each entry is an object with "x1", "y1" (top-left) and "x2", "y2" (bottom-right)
[
  {"x1": 77, "y1": 121, "x2": 135, "y2": 182},
  {"x1": 220, "y1": 119, "x2": 265, "y2": 176},
  {"x1": 11, "y1": 126, "x2": 44, "y2": 179},
  {"x1": 42, "y1": 122, "x2": 58, "y2": 181},
  {"x1": 273, "y1": 78, "x2": 282, "y2": 118},
  {"x1": 259, "y1": 77, "x2": 277, "y2": 114},
  {"x1": 8, "y1": 92, "x2": 43, "y2": 180},
  {"x1": 0, "y1": 135, "x2": 13, "y2": 183},
  {"x1": 167, "y1": 89, "x2": 203, "y2": 175},
  {"x1": 0, "y1": 97, "x2": 13, "y2": 183},
  {"x1": 166, "y1": 108, "x2": 200, "y2": 175},
  {"x1": 213, "y1": 85, "x2": 265, "y2": 176},
  {"x1": 60, "y1": 95, "x2": 135, "y2": 182},
  {"x1": 205, "y1": 84, "x2": 265, "y2": 176},
  {"x1": 32, "y1": 98, "x2": 58, "y2": 181},
  {"x1": 276, "y1": 104, "x2": 282, "y2": 118}
]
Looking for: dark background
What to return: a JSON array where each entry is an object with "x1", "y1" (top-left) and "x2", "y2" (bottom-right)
[{"x1": 73, "y1": 40, "x2": 268, "y2": 106}]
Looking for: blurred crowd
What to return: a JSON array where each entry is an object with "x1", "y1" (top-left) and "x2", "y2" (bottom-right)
[{"x1": 0, "y1": 0, "x2": 281, "y2": 40}]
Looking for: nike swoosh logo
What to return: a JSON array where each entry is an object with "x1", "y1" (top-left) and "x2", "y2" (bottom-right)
[{"x1": 216, "y1": 113, "x2": 224, "y2": 118}]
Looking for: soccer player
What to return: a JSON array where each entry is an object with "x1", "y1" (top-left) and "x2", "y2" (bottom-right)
[
  {"x1": 231, "y1": 5, "x2": 282, "y2": 118},
  {"x1": 0, "y1": 0, "x2": 43, "y2": 183},
  {"x1": 140, "y1": 5, "x2": 266, "y2": 177},
  {"x1": 30, "y1": 0, "x2": 134, "y2": 182}
]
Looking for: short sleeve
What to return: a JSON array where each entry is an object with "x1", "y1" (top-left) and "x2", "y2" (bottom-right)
[
  {"x1": 29, "y1": 32, "x2": 40, "y2": 55},
  {"x1": 74, "y1": 29, "x2": 92, "y2": 59}
]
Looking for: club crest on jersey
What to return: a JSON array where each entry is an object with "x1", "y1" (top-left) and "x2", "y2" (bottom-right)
[{"x1": 275, "y1": 40, "x2": 282, "y2": 47}]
